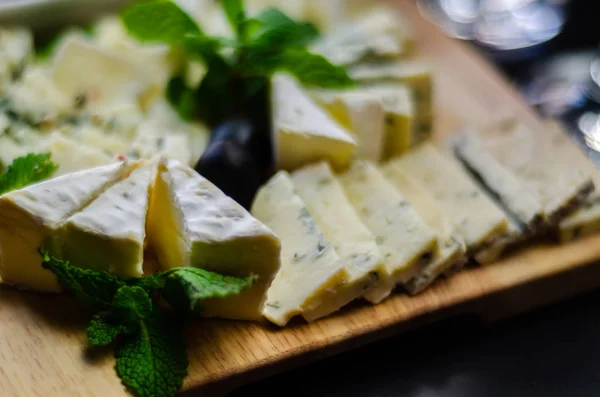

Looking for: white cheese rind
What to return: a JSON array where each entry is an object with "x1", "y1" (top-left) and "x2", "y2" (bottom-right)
[
  {"x1": 148, "y1": 159, "x2": 281, "y2": 321},
  {"x1": 290, "y1": 162, "x2": 387, "y2": 322},
  {"x1": 61, "y1": 163, "x2": 154, "y2": 279},
  {"x1": 271, "y1": 73, "x2": 357, "y2": 171},
  {"x1": 338, "y1": 160, "x2": 437, "y2": 304},
  {"x1": 381, "y1": 162, "x2": 467, "y2": 294},
  {"x1": 0, "y1": 161, "x2": 136, "y2": 292},
  {"x1": 394, "y1": 142, "x2": 510, "y2": 255},
  {"x1": 251, "y1": 171, "x2": 349, "y2": 326}
]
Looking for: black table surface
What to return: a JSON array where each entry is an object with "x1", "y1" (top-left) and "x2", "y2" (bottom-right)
[{"x1": 228, "y1": 1, "x2": 600, "y2": 396}]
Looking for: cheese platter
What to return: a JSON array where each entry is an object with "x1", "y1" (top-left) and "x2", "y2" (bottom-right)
[{"x1": 3, "y1": 1, "x2": 600, "y2": 396}]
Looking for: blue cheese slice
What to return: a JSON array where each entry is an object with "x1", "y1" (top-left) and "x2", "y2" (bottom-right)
[
  {"x1": 148, "y1": 159, "x2": 281, "y2": 321},
  {"x1": 312, "y1": 89, "x2": 385, "y2": 161},
  {"x1": 41, "y1": 133, "x2": 116, "y2": 176},
  {"x1": 381, "y1": 162, "x2": 467, "y2": 294},
  {"x1": 0, "y1": 26, "x2": 33, "y2": 84},
  {"x1": 0, "y1": 161, "x2": 137, "y2": 292},
  {"x1": 290, "y1": 162, "x2": 387, "y2": 322},
  {"x1": 251, "y1": 170, "x2": 350, "y2": 326},
  {"x1": 271, "y1": 73, "x2": 357, "y2": 171},
  {"x1": 60, "y1": 163, "x2": 154, "y2": 279},
  {"x1": 338, "y1": 160, "x2": 437, "y2": 303},
  {"x1": 395, "y1": 142, "x2": 511, "y2": 257}
]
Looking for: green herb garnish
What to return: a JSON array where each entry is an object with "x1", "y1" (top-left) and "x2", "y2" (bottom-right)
[
  {"x1": 40, "y1": 251, "x2": 257, "y2": 397},
  {"x1": 121, "y1": 0, "x2": 354, "y2": 127},
  {"x1": 0, "y1": 153, "x2": 58, "y2": 195}
]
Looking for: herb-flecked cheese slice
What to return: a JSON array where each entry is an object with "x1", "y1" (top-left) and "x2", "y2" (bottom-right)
[
  {"x1": 251, "y1": 170, "x2": 350, "y2": 326},
  {"x1": 291, "y1": 162, "x2": 387, "y2": 321},
  {"x1": 338, "y1": 160, "x2": 437, "y2": 304}
]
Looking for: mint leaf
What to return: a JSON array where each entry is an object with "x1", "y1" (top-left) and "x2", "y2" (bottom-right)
[
  {"x1": 112, "y1": 286, "x2": 153, "y2": 324},
  {"x1": 128, "y1": 272, "x2": 169, "y2": 294},
  {"x1": 116, "y1": 309, "x2": 188, "y2": 397},
  {"x1": 222, "y1": 0, "x2": 246, "y2": 40},
  {"x1": 278, "y1": 48, "x2": 355, "y2": 88},
  {"x1": 40, "y1": 251, "x2": 124, "y2": 311},
  {"x1": 249, "y1": 8, "x2": 319, "y2": 49},
  {"x1": 87, "y1": 313, "x2": 131, "y2": 346},
  {"x1": 166, "y1": 76, "x2": 198, "y2": 121},
  {"x1": 162, "y1": 267, "x2": 257, "y2": 315},
  {"x1": 0, "y1": 153, "x2": 58, "y2": 195},
  {"x1": 121, "y1": 0, "x2": 201, "y2": 45}
]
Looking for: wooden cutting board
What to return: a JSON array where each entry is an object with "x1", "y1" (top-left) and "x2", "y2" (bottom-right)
[{"x1": 2, "y1": 1, "x2": 600, "y2": 396}]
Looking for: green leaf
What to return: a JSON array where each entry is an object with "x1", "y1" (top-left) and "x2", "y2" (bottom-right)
[
  {"x1": 0, "y1": 153, "x2": 58, "y2": 195},
  {"x1": 116, "y1": 309, "x2": 188, "y2": 397},
  {"x1": 121, "y1": 0, "x2": 201, "y2": 45},
  {"x1": 222, "y1": 0, "x2": 246, "y2": 40},
  {"x1": 112, "y1": 286, "x2": 153, "y2": 324},
  {"x1": 166, "y1": 76, "x2": 198, "y2": 121},
  {"x1": 162, "y1": 267, "x2": 257, "y2": 315},
  {"x1": 278, "y1": 48, "x2": 355, "y2": 88},
  {"x1": 249, "y1": 8, "x2": 320, "y2": 49},
  {"x1": 183, "y1": 34, "x2": 226, "y2": 64},
  {"x1": 40, "y1": 251, "x2": 124, "y2": 311},
  {"x1": 127, "y1": 272, "x2": 169, "y2": 294},
  {"x1": 87, "y1": 312, "x2": 131, "y2": 346}
]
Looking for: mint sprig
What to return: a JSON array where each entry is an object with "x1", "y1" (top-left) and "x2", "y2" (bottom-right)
[
  {"x1": 40, "y1": 251, "x2": 257, "y2": 397},
  {"x1": 0, "y1": 153, "x2": 58, "y2": 195},
  {"x1": 120, "y1": 0, "x2": 354, "y2": 128}
]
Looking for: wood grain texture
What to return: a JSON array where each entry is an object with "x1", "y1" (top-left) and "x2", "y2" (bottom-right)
[{"x1": 1, "y1": 1, "x2": 599, "y2": 396}]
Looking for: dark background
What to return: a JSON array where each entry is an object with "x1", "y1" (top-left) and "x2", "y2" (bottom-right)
[{"x1": 229, "y1": 1, "x2": 600, "y2": 396}]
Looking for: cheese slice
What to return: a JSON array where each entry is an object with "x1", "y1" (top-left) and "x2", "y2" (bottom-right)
[
  {"x1": 338, "y1": 160, "x2": 437, "y2": 303},
  {"x1": 60, "y1": 163, "x2": 154, "y2": 279},
  {"x1": 351, "y1": 61, "x2": 433, "y2": 144},
  {"x1": 451, "y1": 127, "x2": 544, "y2": 233},
  {"x1": 271, "y1": 73, "x2": 357, "y2": 171},
  {"x1": 290, "y1": 162, "x2": 387, "y2": 322},
  {"x1": 42, "y1": 133, "x2": 116, "y2": 176},
  {"x1": 52, "y1": 37, "x2": 149, "y2": 106},
  {"x1": 381, "y1": 162, "x2": 467, "y2": 294},
  {"x1": 312, "y1": 89, "x2": 385, "y2": 161},
  {"x1": 394, "y1": 142, "x2": 511, "y2": 256},
  {"x1": 474, "y1": 119, "x2": 594, "y2": 226},
  {"x1": 360, "y1": 83, "x2": 414, "y2": 159},
  {"x1": 147, "y1": 159, "x2": 281, "y2": 321},
  {"x1": 251, "y1": 171, "x2": 349, "y2": 326},
  {"x1": 0, "y1": 161, "x2": 137, "y2": 292}
]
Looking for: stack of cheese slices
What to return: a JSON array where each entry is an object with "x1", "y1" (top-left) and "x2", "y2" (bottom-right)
[{"x1": 251, "y1": 115, "x2": 600, "y2": 326}]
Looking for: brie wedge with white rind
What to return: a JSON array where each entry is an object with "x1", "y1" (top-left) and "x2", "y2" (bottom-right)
[
  {"x1": 312, "y1": 89, "x2": 385, "y2": 161},
  {"x1": 381, "y1": 161, "x2": 467, "y2": 294},
  {"x1": 0, "y1": 161, "x2": 136, "y2": 292},
  {"x1": 271, "y1": 73, "x2": 357, "y2": 171},
  {"x1": 395, "y1": 142, "x2": 511, "y2": 256},
  {"x1": 290, "y1": 162, "x2": 387, "y2": 322},
  {"x1": 148, "y1": 159, "x2": 281, "y2": 321},
  {"x1": 251, "y1": 171, "x2": 349, "y2": 326},
  {"x1": 42, "y1": 132, "x2": 116, "y2": 176},
  {"x1": 338, "y1": 160, "x2": 437, "y2": 304},
  {"x1": 61, "y1": 163, "x2": 154, "y2": 279}
]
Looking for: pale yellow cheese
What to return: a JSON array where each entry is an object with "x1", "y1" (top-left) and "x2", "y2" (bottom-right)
[
  {"x1": 42, "y1": 133, "x2": 116, "y2": 176},
  {"x1": 290, "y1": 162, "x2": 387, "y2": 322},
  {"x1": 338, "y1": 160, "x2": 437, "y2": 303},
  {"x1": 381, "y1": 162, "x2": 467, "y2": 294},
  {"x1": 251, "y1": 171, "x2": 349, "y2": 326},
  {"x1": 147, "y1": 159, "x2": 281, "y2": 321},
  {"x1": 0, "y1": 161, "x2": 137, "y2": 292},
  {"x1": 61, "y1": 163, "x2": 154, "y2": 279}
]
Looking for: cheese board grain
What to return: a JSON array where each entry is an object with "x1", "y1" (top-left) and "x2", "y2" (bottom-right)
[{"x1": 1, "y1": 0, "x2": 599, "y2": 396}]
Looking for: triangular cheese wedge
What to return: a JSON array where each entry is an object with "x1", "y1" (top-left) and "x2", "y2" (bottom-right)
[
  {"x1": 147, "y1": 159, "x2": 281, "y2": 321},
  {"x1": 0, "y1": 161, "x2": 138, "y2": 292},
  {"x1": 272, "y1": 73, "x2": 357, "y2": 171},
  {"x1": 60, "y1": 162, "x2": 155, "y2": 279}
]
